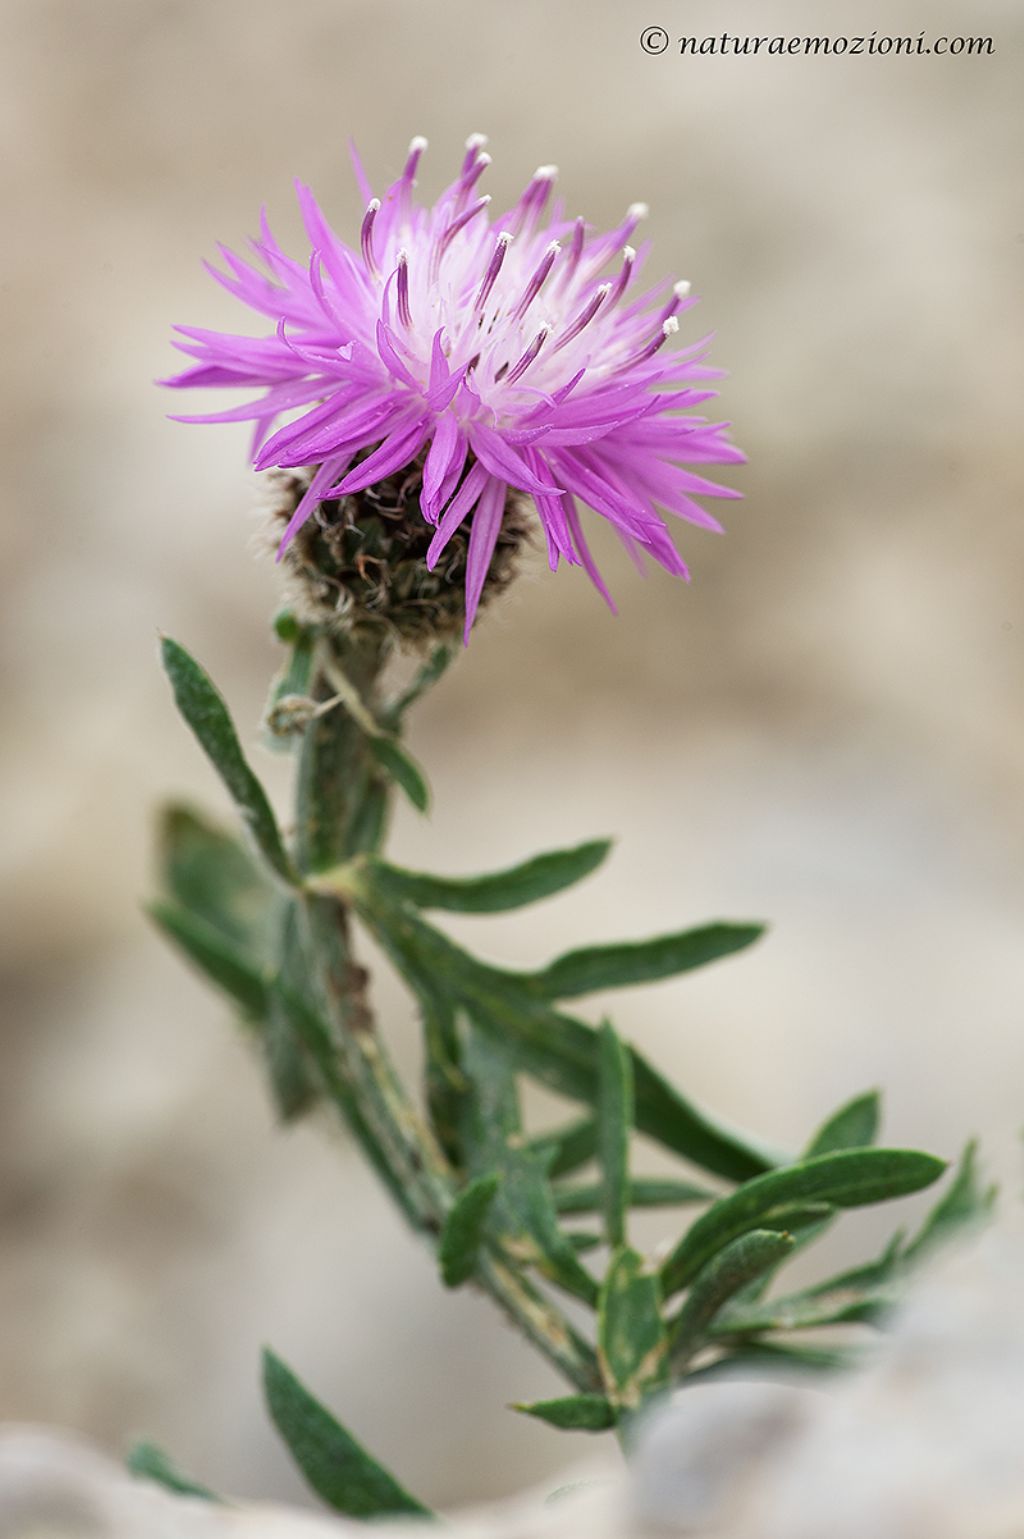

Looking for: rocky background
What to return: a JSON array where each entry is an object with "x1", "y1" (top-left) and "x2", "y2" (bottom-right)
[{"x1": 2, "y1": 0, "x2": 1022, "y2": 1517}]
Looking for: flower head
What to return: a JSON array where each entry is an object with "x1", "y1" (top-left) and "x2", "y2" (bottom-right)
[{"x1": 163, "y1": 135, "x2": 744, "y2": 641}]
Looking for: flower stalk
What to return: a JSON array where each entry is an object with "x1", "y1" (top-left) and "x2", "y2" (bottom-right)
[{"x1": 287, "y1": 628, "x2": 602, "y2": 1388}]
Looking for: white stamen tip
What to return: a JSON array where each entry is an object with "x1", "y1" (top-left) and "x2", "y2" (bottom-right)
[
  {"x1": 398, "y1": 247, "x2": 408, "y2": 263},
  {"x1": 597, "y1": 283, "x2": 612, "y2": 299},
  {"x1": 663, "y1": 316, "x2": 680, "y2": 336},
  {"x1": 480, "y1": 194, "x2": 492, "y2": 204},
  {"x1": 497, "y1": 231, "x2": 514, "y2": 246},
  {"x1": 477, "y1": 153, "x2": 492, "y2": 169},
  {"x1": 623, "y1": 245, "x2": 637, "y2": 262},
  {"x1": 546, "y1": 240, "x2": 561, "y2": 255},
  {"x1": 367, "y1": 198, "x2": 381, "y2": 213},
  {"x1": 465, "y1": 132, "x2": 488, "y2": 151},
  {"x1": 534, "y1": 164, "x2": 558, "y2": 181},
  {"x1": 674, "y1": 280, "x2": 692, "y2": 298},
  {"x1": 628, "y1": 202, "x2": 650, "y2": 221},
  {"x1": 409, "y1": 135, "x2": 428, "y2": 153}
]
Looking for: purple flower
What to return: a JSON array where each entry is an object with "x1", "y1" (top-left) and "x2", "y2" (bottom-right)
[{"x1": 163, "y1": 135, "x2": 744, "y2": 641}]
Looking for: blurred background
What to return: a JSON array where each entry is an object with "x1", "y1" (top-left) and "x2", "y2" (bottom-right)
[{"x1": 1, "y1": 0, "x2": 1022, "y2": 1514}]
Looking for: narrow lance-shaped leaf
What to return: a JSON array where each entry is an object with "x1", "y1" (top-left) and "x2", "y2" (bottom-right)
[
  {"x1": 568, "y1": 1232, "x2": 603, "y2": 1253},
  {"x1": 712, "y1": 1277, "x2": 894, "y2": 1337},
  {"x1": 520, "y1": 921, "x2": 765, "y2": 1001},
  {"x1": 662, "y1": 1148, "x2": 946, "y2": 1294},
  {"x1": 368, "y1": 735, "x2": 431, "y2": 813},
  {"x1": 457, "y1": 1031, "x2": 598, "y2": 1306},
  {"x1": 157, "y1": 803, "x2": 280, "y2": 953},
  {"x1": 804, "y1": 1090, "x2": 881, "y2": 1157},
  {"x1": 737, "y1": 1089, "x2": 880, "y2": 1308},
  {"x1": 554, "y1": 1177, "x2": 714, "y2": 1214},
  {"x1": 419, "y1": 986, "x2": 465, "y2": 1166},
  {"x1": 317, "y1": 645, "x2": 431, "y2": 815},
  {"x1": 263, "y1": 903, "x2": 320, "y2": 1121},
  {"x1": 127, "y1": 1442, "x2": 221, "y2": 1503},
  {"x1": 598, "y1": 1021, "x2": 633, "y2": 1248},
  {"x1": 439, "y1": 1173, "x2": 501, "y2": 1288},
  {"x1": 903, "y1": 1140, "x2": 996, "y2": 1265},
  {"x1": 160, "y1": 637, "x2": 297, "y2": 885},
  {"x1": 598, "y1": 1246, "x2": 668, "y2": 1412},
  {"x1": 513, "y1": 1395, "x2": 617, "y2": 1432},
  {"x1": 149, "y1": 900, "x2": 270, "y2": 1020},
  {"x1": 366, "y1": 838, "x2": 612, "y2": 914},
  {"x1": 384, "y1": 644, "x2": 454, "y2": 725},
  {"x1": 667, "y1": 1229, "x2": 796, "y2": 1370},
  {"x1": 690, "y1": 1339, "x2": 862, "y2": 1383},
  {"x1": 262, "y1": 1351, "x2": 432, "y2": 1520},
  {"x1": 486, "y1": 1145, "x2": 600, "y2": 1306},
  {"x1": 733, "y1": 1088, "x2": 883, "y2": 1310},
  {"x1": 527, "y1": 1116, "x2": 599, "y2": 1179}
]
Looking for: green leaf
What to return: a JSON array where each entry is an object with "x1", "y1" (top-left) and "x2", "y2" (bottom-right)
[
  {"x1": 157, "y1": 803, "x2": 280, "y2": 954},
  {"x1": 366, "y1": 839, "x2": 612, "y2": 915},
  {"x1": 513, "y1": 1395, "x2": 617, "y2": 1432},
  {"x1": 669, "y1": 1229, "x2": 796, "y2": 1369},
  {"x1": 264, "y1": 989, "x2": 319, "y2": 1121},
  {"x1": 598, "y1": 1022, "x2": 633, "y2": 1248},
  {"x1": 457, "y1": 1031, "x2": 522, "y2": 1161},
  {"x1": 805, "y1": 1090, "x2": 881, "y2": 1157},
  {"x1": 263, "y1": 904, "x2": 320, "y2": 1121},
  {"x1": 439, "y1": 1173, "x2": 501, "y2": 1288},
  {"x1": 352, "y1": 880, "x2": 783, "y2": 1183},
  {"x1": 521, "y1": 922, "x2": 765, "y2": 1001},
  {"x1": 714, "y1": 1282, "x2": 893, "y2": 1336},
  {"x1": 691, "y1": 1339, "x2": 862, "y2": 1381},
  {"x1": 527, "y1": 1117, "x2": 599, "y2": 1179},
  {"x1": 419, "y1": 988, "x2": 465, "y2": 1166},
  {"x1": 456, "y1": 1033, "x2": 598, "y2": 1305},
  {"x1": 710, "y1": 1229, "x2": 906, "y2": 1338},
  {"x1": 160, "y1": 637, "x2": 297, "y2": 885},
  {"x1": 628, "y1": 1053, "x2": 782, "y2": 1184},
  {"x1": 262, "y1": 1350, "x2": 431, "y2": 1520},
  {"x1": 662, "y1": 1148, "x2": 946, "y2": 1294},
  {"x1": 385, "y1": 645, "x2": 454, "y2": 724},
  {"x1": 598, "y1": 1247, "x2": 668, "y2": 1411},
  {"x1": 554, "y1": 1177, "x2": 714, "y2": 1214},
  {"x1": 367, "y1": 735, "x2": 430, "y2": 813},
  {"x1": 903, "y1": 1140, "x2": 996, "y2": 1264},
  {"x1": 127, "y1": 1442, "x2": 221, "y2": 1502},
  {"x1": 149, "y1": 900, "x2": 270, "y2": 1019},
  {"x1": 568, "y1": 1231, "x2": 603, "y2": 1253},
  {"x1": 492, "y1": 1150, "x2": 600, "y2": 1305},
  {"x1": 732, "y1": 1092, "x2": 866, "y2": 1304},
  {"x1": 155, "y1": 809, "x2": 318, "y2": 1121}
]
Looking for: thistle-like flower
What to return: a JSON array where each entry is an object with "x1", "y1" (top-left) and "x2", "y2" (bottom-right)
[{"x1": 163, "y1": 135, "x2": 744, "y2": 641}]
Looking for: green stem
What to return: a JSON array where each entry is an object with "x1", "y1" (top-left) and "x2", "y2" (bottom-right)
[
  {"x1": 294, "y1": 635, "x2": 391, "y2": 869},
  {"x1": 294, "y1": 636, "x2": 598, "y2": 1388},
  {"x1": 477, "y1": 1254, "x2": 601, "y2": 1392}
]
